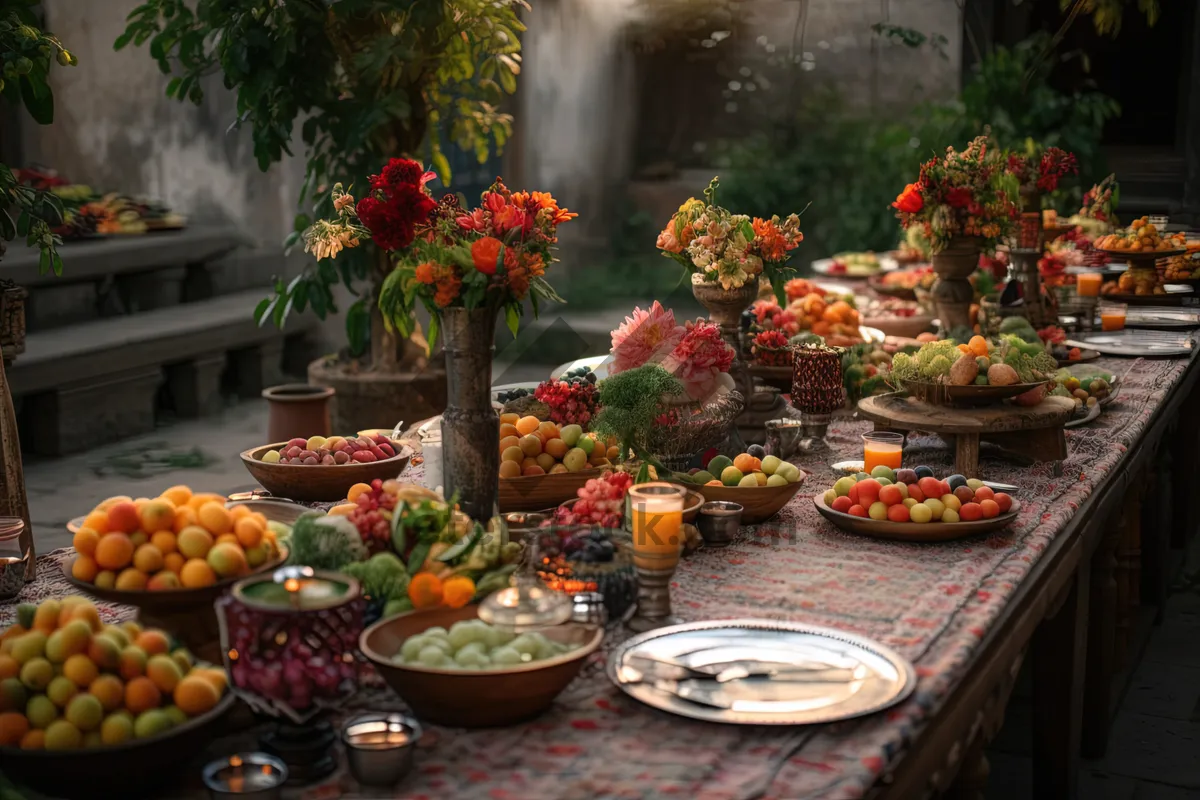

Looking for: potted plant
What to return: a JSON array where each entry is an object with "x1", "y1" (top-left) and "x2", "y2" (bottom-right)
[
  {"x1": 892, "y1": 135, "x2": 1018, "y2": 333},
  {"x1": 117, "y1": 1, "x2": 528, "y2": 431},
  {"x1": 304, "y1": 161, "x2": 576, "y2": 520}
]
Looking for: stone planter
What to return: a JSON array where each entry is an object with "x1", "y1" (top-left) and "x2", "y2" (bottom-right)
[
  {"x1": 262, "y1": 383, "x2": 334, "y2": 443},
  {"x1": 441, "y1": 307, "x2": 499, "y2": 522},
  {"x1": 931, "y1": 236, "x2": 983, "y2": 333},
  {"x1": 0, "y1": 284, "x2": 26, "y2": 364},
  {"x1": 308, "y1": 358, "x2": 447, "y2": 437}
]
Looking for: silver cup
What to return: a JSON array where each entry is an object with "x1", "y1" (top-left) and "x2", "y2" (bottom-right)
[{"x1": 697, "y1": 501, "x2": 743, "y2": 547}]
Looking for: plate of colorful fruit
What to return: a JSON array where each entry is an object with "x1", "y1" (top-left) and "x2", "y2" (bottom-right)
[
  {"x1": 0, "y1": 597, "x2": 235, "y2": 799},
  {"x1": 498, "y1": 414, "x2": 614, "y2": 512},
  {"x1": 677, "y1": 447, "x2": 807, "y2": 524},
  {"x1": 813, "y1": 466, "x2": 1020, "y2": 542},
  {"x1": 240, "y1": 433, "x2": 412, "y2": 502}
]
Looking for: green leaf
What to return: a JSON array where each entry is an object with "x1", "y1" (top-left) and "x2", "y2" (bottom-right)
[
  {"x1": 19, "y1": 74, "x2": 52, "y2": 123},
  {"x1": 253, "y1": 296, "x2": 272, "y2": 325},
  {"x1": 505, "y1": 304, "x2": 520, "y2": 337},
  {"x1": 37, "y1": 248, "x2": 49, "y2": 275},
  {"x1": 345, "y1": 300, "x2": 369, "y2": 357},
  {"x1": 0, "y1": 210, "x2": 14, "y2": 241},
  {"x1": 426, "y1": 313, "x2": 440, "y2": 353},
  {"x1": 51, "y1": 252, "x2": 63, "y2": 276},
  {"x1": 431, "y1": 149, "x2": 451, "y2": 185}
]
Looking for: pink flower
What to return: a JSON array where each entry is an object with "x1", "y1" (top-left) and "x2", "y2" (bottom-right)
[
  {"x1": 663, "y1": 319, "x2": 734, "y2": 399},
  {"x1": 609, "y1": 301, "x2": 684, "y2": 374},
  {"x1": 656, "y1": 228, "x2": 684, "y2": 253}
]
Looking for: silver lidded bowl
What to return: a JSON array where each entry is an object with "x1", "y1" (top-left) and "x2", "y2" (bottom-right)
[
  {"x1": 341, "y1": 712, "x2": 422, "y2": 787},
  {"x1": 697, "y1": 501, "x2": 743, "y2": 547},
  {"x1": 648, "y1": 391, "x2": 745, "y2": 472}
]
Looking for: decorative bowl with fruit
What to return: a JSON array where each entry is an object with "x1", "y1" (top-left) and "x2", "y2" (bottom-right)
[
  {"x1": 359, "y1": 605, "x2": 603, "y2": 728},
  {"x1": 813, "y1": 466, "x2": 1019, "y2": 542},
  {"x1": 0, "y1": 597, "x2": 234, "y2": 799},
  {"x1": 240, "y1": 433, "x2": 413, "y2": 502},
  {"x1": 678, "y1": 448, "x2": 806, "y2": 524},
  {"x1": 498, "y1": 415, "x2": 613, "y2": 512}
]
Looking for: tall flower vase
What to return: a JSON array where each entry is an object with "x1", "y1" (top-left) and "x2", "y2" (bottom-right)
[
  {"x1": 440, "y1": 307, "x2": 499, "y2": 522},
  {"x1": 931, "y1": 237, "x2": 983, "y2": 334},
  {"x1": 691, "y1": 279, "x2": 757, "y2": 454}
]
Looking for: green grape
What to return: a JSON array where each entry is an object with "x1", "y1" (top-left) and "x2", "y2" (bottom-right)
[
  {"x1": 490, "y1": 646, "x2": 522, "y2": 666},
  {"x1": 454, "y1": 648, "x2": 491, "y2": 669},
  {"x1": 424, "y1": 626, "x2": 449, "y2": 638},
  {"x1": 417, "y1": 646, "x2": 450, "y2": 668},
  {"x1": 448, "y1": 620, "x2": 490, "y2": 651},
  {"x1": 456, "y1": 641, "x2": 488, "y2": 659},
  {"x1": 510, "y1": 633, "x2": 543, "y2": 657},
  {"x1": 535, "y1": 638, "x2": 561, "y2": 660},
  {"x1": 400, "y1": 634, "x2": 431, "y2": 662},
  {"x1": 486, "y1": 626, "x2": 516, "y2": 649}
]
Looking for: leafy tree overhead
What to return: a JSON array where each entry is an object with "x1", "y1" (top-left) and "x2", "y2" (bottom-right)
[{"x1": 116, "y1": 0, "x2": 527, "y2": 366}]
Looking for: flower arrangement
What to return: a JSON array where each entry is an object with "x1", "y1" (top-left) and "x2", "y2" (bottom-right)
[
  {"x1": 608, "y1": 301, "x2": 734, "y2": 401},
  {"x1": 1079, "y1": 175, "x2": 1119, "y2": 223},
  {"x1": 751, "y1": 330, "x2": 792, "y2": 366},
  {"x1": 1005, "y1": 144, "x2": 1078, "y2": 194},
  {"x1": 748, "y1": 291, "x2": 862, "y2": 347},
  {"x1": 657, "y1": 177, "x2": 804, "y2": 302},
  {"x1": 305, "y1": 158, "x2": 576, "y2": 347},
  {"x1": 892, "y1": 135, "x2": 1018, "y2": 253}
]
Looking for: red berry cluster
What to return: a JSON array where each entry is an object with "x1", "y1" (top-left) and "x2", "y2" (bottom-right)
[
  {"x1": 534, "y1": 378, "x2": 599, "y2": 426},
  {"x1": 751, "y1": 330, "x2": 793, "y2": 366},
  {"x1": 347, "y1": 479, "x2": 398, "y2": 553},
  {"x1": 550, "y1": 471, "x2": 634, "y2": 529}
]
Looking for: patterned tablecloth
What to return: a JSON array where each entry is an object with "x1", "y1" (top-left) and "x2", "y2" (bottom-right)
[{"x1": 5, "y1": 355, "x2": 1192, "y2": 800}]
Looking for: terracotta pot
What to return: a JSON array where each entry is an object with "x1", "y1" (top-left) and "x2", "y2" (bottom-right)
[
  {"x1": 931, "y1": 236, "x2": 983, "y2": 333},
  {"x1": 441, "y1": 306, "x2": 499, "y2": 521},
  {"x1": 262, "y1": 384, "x2": 334, "y2": 443}
]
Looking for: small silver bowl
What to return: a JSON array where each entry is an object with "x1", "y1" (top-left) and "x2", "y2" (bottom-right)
[
  {"x1": 504, "y1": 511, "x2": 548, "y2": 530},
  {"x1": 697, "y1": 501, "x2": 743, "y2": 547},
  {"x1": 341, "y1": 712, "x2": 422, "y2": 787}
]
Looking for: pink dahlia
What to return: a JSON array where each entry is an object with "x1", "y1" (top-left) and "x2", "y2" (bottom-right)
[
  {"x1": 609, "y1": 301, "x2": 684, "y2": 374},
  {"x1": 663, "y1": 319, "x2": 734, "y2": 399}
]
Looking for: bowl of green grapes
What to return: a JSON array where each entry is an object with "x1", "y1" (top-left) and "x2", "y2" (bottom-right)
[{"x1": 359, "y1": 605, "x2": 603, "y2": 727}]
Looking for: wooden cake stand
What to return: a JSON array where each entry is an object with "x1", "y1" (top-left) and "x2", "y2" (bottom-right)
[{"x1": 857, "y1": 394, "x2": 1076, "y2": 476}]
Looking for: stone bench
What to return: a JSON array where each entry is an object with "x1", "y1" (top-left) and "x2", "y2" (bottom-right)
[
  {"x1": 8, "y1": 288, "x2": 314, "y2": 455},
  {"x1": 0, "y1": 226, "x2": 251, "y2": 331}
]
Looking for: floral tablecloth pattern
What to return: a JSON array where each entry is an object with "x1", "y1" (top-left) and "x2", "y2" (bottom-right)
[{"x1": 3, "y1": 356, "x2": 1190, "y2": 800}]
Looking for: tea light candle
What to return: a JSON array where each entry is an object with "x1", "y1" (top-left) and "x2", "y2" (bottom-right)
[
  {"x1": 202, "y1": 753, "x2": 287, "y2": 800},
  {"x1": 240, "y1": 566, "x2": 352, "y2": 611}
]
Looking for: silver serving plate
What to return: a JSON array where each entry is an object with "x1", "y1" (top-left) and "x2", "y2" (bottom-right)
[
  {"x1": 1065, "y1": 330, "x2": 1194, "y2": 357},
  {"x1": 811, "y1": 255, "x2": 899, "y2": 277},
  {"x1": 1123, "y1": 307, "x2": 1200, "y2": 329},
  {"x1": 607, "y1": 619, "x2": 916, "y2": 725}
]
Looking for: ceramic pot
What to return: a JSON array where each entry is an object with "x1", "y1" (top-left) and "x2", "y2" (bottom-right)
[
  {"x1": 440, "y1": 306, "x2": 499, "y2": 521},
  {"x1": 263, "y1": 384, "x2": 334, "y2": 443},
  {"x1": 931, "y1": 236, "x2": 983, "y2": 333}
]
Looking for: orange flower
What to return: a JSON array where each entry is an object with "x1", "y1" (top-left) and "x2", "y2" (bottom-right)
[
  {"x1": 503, "y1": 249, "x2": 544, "y2": 299},
  {"x1": 441, "y1": 576, "x2": 476, "y2": 609},
  {"x1": 471, "y1": 236, "x2": 503, "y2": 275},
  {"x1": 432, "y1": 264, "x2": 461, "y2": 307},
  {"x1": 893, "y1": 183, "x2": 924, "y2": 214},
  {"x1": 752, "y1": 218, "x2": 789, "y2": 262},
  {"x1": 414, "y1": 262, "x2": 435, "y2": 284},
  {"x1": 408, "y1": 573, "x2": 444, "y2": 609}
]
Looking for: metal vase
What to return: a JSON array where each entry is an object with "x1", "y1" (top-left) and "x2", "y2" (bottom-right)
[
  {"x1": 691, "y1": 280, "x2": 757, "y2": 454},
  {"x1": 440, "y1": 307, "x2": 499, "y2": 521},
  {"x1": 931, "y1": 236, "x2": 983, "y2": 333}
]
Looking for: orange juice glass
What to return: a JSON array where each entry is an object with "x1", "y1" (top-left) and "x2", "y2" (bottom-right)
[
  {"x1": 1077, "y1": 272, "x2": 1103, "y2": 297},
  {"x1": 629, "y1": 483, "x2": 685, "y2": 570},
  {"x1": 1100, "y1": 302, "x2": 1126, "y2": 332},
  {"x1": 862, "y1": 431, "x2": 903, "y2": 474}
]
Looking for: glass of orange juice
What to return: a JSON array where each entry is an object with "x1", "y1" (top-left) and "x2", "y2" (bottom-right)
[
  {"x1": 626, "y1": 482, "x2": 686, "y2": 632},
  {"x1": 862, "y1": 431, "x2": 903, "y2": 475},
  {"x1": 1100, "y1": 301, "x2": 1127, "y2": 332},
  {"x1": 1077, "y1": 272, "x2": 1103, "y2": 297}
]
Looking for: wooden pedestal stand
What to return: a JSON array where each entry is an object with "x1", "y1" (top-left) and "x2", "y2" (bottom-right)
[
  {"x1": 0, "y1": 346, "x2": 34, "y2": 580},
  {"x1": 857, "y1": 394, "x2": 1075, "y2": 476}
]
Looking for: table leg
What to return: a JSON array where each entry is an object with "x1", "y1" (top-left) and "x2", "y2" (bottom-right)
[
  {"x1": 1032, "y1": 567, "x2": 1089, "y2": 800},
  {"x1": 954, "y1": 433, "x2": 979, "y2": 477},
  {"x1": 1116, "y1": 489, "x2": 1142, "y2": 669},
  {"x1": 1141, "y1": 462, "x2": 1169, "y2": 622},
  {"x1": 1082, "y1": 520, "x2": 1121, "y2": 758},
  {"x1": 1170, "y1": 412, "x2": 1199, "y2": 548}
]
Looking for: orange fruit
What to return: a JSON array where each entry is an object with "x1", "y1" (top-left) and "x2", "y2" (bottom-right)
[
  {"x1": 114, "y1": 568, "x2": 148, "y2": 592},
  {"x1": 146, "y1": 571, "x2": 181, "y2": 591},
  {"x1": 94, "y1": 534, "x2": 134, "y2": 571},
  {"x1": 123, "y1": 676, "x2": 161, "y2": 714},
  {"x1": 186, "y1": 493, "x2": 225, "y2": 512},
  {"x1": 442, "y1": 576, "x2": 476, "y2": 609},
  {"x1": 499, "y1": 423, "x2": 520, "y2": 440},
  {"x1": 0, "y1": 711, "x2": 30, "y2": 746},
  {"x1": 150, "y1": 531, "x2": 177, "y2": 555},
  {"x1": 172, "y1": 506, "x2": 198, "y2": 534},
  {"x1": 163, "y1": 553, "x2": 185, "y2": 574},
  {"x1": 159, "y1": 485, "x2": 192, "y2": 507},
  {"x1": 233, "y1": 517, "x2": 263, "y2": 549},
  {"x1": 173, "y1": 675, "x2": 220, "y2": 716},
  {"x1": 118, "y1": 646, "x2": 147, "y2": 680},
  {"x1": 346, "y1": 483, "x2": 372, "y2": 503},
  {"x1": 86, "y1": 636, "x2": 121, "y2": 671},
  {"x1": 139, "y1": 499, "x2": 176, "y2": 534},
  {"x1": 19, "y1": 728, "x2": 44, "y2": 750},
  {"x1": 196, "y1": 502, "x2": 233, "y2": 535},
  {"x1": 94, "y1": 571, "x2": 116, "y2": 590},
  {"x1": 250, "y1": 512, "x2": 268, "y2": 529},
  {"x1": 105, "y1": 502, "x2": 140, "y2": 534},
  {"x1": 228, "y1": 504, "x2": 252, "y2": 522},
  {"x1": 515, "y1": 415, "x2": 540, "y2": 436},
  {"x1": 968, "y1": 335, "x2": 989, "y2": 358},
  {"x1": 96, "y1": 496, "x2": 133, "y2": 512},
  {"x1": 71, "y1": 555, "x2": 99, "y2": 583},
  {"x1": 0, "y1": 655, "x2": 18, "y2": 679},
  {"x1": 192, "y1": 668, "x2": 228, "y2": 694},
  {"x1": 498, "y1": 460, "x2": 521, "y2": 478},
  {"x1": 32, "y1": 600, "x2": 61, "y2": 634},
  {"x1": 72, "y1": 528, "x2": 100, "y2": 557},
  {"x1": 132, "y1": 544, "x2": 164, "y2": 574},
  {"x1": 80, "y1": 511, "x2": 110, "y2": 535},
  {"x1": 145, "y1": 655, "x2": 183, "y2": 693},
  {"x1": 62, "y1": 654, "x2": 98, "y2": 689},
  {"x1": 176, "y1": 526, "x2": 214, "y2": 559},
  {"x1": 134, "y1": 630, "x2": 170, "y2": 657},
  {"x1": 89, "y1": 675, "x2": 125, "y2": 712},
  {"x1": 407, "y1": 573, "x2": 444, "y2": 610},
  {"x1": 179, "y1": 559, "x2": 216, "y2": 589},
  {"x1": 214, "y1": 533, "x2": 240, "y2": 548},
  {"x1": 206, "y1": 543, "x2": 247, "y2": 579}
]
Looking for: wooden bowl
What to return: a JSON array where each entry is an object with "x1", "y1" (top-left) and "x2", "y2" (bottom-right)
[
  {"x1": 558, "y1": 489, "x2": 704, "y2": 524},
  {"x1": 866, "y1": 274, "x2": 918, "y2": 300},
  {"x1": 903, "y1": 380, "x2": 1047, "y2": 407},
  {"x1": 224, "y1": 497, "x2": 309, "y2": 527},
  {"x1": 813, "y1": 494, "x2": 1020, "y2": 542},
  {"x1": 863, "y1": 314, "x2": 935, "y2": 339},
  {"x1": 360, "y1": 605, "x2": 603, "y2": 728},
  {"x1": 499, "y1": 469, "x2": 604, "y2": 512},
  {"x1": 63, "y1": 549, "x2": 288, "y2": 663},
  {"x1": 239, "y1": 441, "x2": 412, "y2": 502},
  {"x1": 694, "y1": 476, "x2": 806, "y2": 524},
  {"x1": 0, "y1": 691, "x2": 235, "y2": 799}
]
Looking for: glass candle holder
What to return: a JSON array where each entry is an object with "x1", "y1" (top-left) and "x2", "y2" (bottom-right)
[
  {"x1": 1099, "y1": 301, "x2": 1127, "y2": 332},
  {"x1": 862, "y1": 431, "x2": 903, "y2": 474},
  {"x1": 626, "y1": 483, "x2": 686, "y2": 633}
]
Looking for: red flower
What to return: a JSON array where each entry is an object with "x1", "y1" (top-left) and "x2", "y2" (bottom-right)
[
  {"x1": 381, "y1": 157, "x2": 424, "y2": 188},
  {"x1": 471, "y1": 237, "x2": 503, "y2": 275},
  {"x1": 892, "y1": 183, "x2": 924, "y2": 214},
  {"x1": 946, "y1": 187, "x2": 973, "y2": 208}
]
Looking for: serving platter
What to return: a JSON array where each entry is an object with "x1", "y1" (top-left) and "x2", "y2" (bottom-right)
[
  {"x1": 813, "y1": 494, "x2": 1020, "y2": 542},
  {"x1": 1054, "y1": 348, "x2": 1101, "y2": 366},
  {"x1": 901, "y1": 380, "x2": 1046, "y2": 407},
  {"x1": 1122, "y1": 307, "x2": 1200, "y2": 329},
  {"x1": 1064, "y1": 330, "x2": 1194, "y2": 357},
  {"x1": 607, "y1": 619, "x2": 916, "y2": 725},
  {"x1": 811, "y1": 255, "x2": 899, "y2": 277}
]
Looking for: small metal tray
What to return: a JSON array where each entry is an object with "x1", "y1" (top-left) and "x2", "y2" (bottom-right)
[{"x1": 607, "y1": 619, "x2": 915, "y2": 725}]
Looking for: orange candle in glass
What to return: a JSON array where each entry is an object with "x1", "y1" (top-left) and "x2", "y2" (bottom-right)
[
  {"x1": 1077, "y1": 272, "x2": 1102, "y2": 297},
  {"x1": 628, "y1": 483, "x2": 685, "y2": 570},
  {"x1": 1099, "y1": 302, "x2": 1126, "y2": 331},
  {"x1": 862, "y1": 431, "x2": 903, "y2": 474}
]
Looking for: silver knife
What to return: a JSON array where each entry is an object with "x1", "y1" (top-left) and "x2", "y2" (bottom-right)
[
  {"x1": 623, "y1": 656, "x2": 858, "y2": 684},
  {"x1": 617, "y1": 667, "x2": 871, "y2": 712},
  {"x1": 981, "y1": 480, "x2": 1020, "y2": 492}
]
